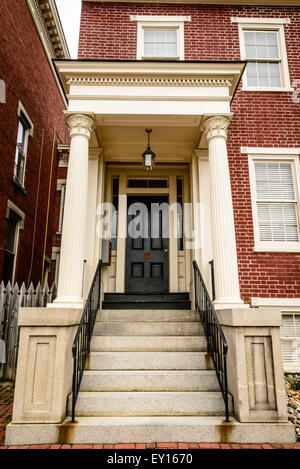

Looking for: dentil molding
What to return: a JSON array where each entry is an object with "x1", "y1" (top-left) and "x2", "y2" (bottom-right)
[{"x1": 66, "y1": 75, "x2": 233, "y2": 88}]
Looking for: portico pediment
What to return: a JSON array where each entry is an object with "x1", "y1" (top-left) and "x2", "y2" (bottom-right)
[
  {"x1": 54, "y1": 60, "x2": 245, "y2": 117},
  {"x1": 54, "y1": 60, "x2": 245, "y2": 161}
]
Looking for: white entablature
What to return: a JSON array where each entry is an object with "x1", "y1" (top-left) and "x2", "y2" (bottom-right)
[{"x1": 54, "y1": 60, "x2": 245, "y2": 117}]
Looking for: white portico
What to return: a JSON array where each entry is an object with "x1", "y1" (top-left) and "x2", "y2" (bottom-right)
[{"x1": 53, "y1": 60, "x2": 246, "y2": 309}]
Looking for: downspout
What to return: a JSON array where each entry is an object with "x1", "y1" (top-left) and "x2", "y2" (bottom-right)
[{"x1": 41, "y1": 127, "x2": 57, "y2": 287}]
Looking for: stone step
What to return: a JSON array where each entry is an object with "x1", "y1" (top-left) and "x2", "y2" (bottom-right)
[
  {"x1": 90, "y1": 336, "x2": 206, "y2": 352},
  {"x1": 6, "y1": 416, "x2": 296, "y2": 445},
  {"x1": 98, "y1": 309, "x2": 199, "y2": 322},
  {"x1": 102, "y1": 301, "x2": 191, "y2": 310},
  {"x1": 80, "y1": 370, "x2": 219, "y2": 392},
  {"x1": 103, "y1": 293, "x2": 190, "y2": 302},
  {"x1": 68, "y1": 391, "x2": 232, "y2": 417},
  {"x1": 93, "y1": 321, "x2": 202, "y2": 336},
  {"x1": 87, "y1": 351, "x2": 213, "y2": 370}
]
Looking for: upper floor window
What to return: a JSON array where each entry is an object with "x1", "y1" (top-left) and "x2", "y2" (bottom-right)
[
  {"x1": 232, "y1": 17, "x2": 293, "y2": 92},
  {"x1": 246, "y1": 148, "x2": 300, "y2": 252},
  {"x1": 131, "y1": 15, "x2": 191, "y2": 60},
  {"x1": 13, "y1": 102, "x2": 34, "y2": 187},
  {"x1": 3, "y1": 201, "x2": 25, "y2": 285}
]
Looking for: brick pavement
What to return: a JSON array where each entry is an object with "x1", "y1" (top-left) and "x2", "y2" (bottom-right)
[{"x1": 0, "y1": 443, "x2": 300, "y2": 449}]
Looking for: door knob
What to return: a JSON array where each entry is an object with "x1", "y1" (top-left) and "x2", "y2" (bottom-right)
[{"x1": 164, "y1": 249, "x2": 168, "y2": 253}]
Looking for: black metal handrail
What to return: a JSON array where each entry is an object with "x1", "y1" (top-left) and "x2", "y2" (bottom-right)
[
  {"x1": 71, "y1": 260, "x2": 102, "y2": 422},
  {"x1": 193, "y1": 260, "x2": 230, "y2": 422}
]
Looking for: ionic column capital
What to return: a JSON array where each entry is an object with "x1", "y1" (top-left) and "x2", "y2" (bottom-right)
[
  {"x1": 203, "y1": 115, "x2": 230, "y2": 141},
  {"x1": 67, "y1": 114, "x2": 95, "y2": 139}
]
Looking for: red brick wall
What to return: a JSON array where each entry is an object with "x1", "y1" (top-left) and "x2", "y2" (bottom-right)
[
  {"x1": 0, "y1": 0, "x2": 68, "y2": 286},
  {"x1": 78, "y1": 2, "x2": 300, "y2": 304}
]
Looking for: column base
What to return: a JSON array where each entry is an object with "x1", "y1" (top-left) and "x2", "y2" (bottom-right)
[
  {"x1": 48, "y1": 297, "x2": 85, "y2": 309},
  {"x1": 213, "y1": 297, "x2": 248, "y2": 310}
]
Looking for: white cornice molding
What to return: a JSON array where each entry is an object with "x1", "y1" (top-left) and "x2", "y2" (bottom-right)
[
  {"x1": 66, "y1": 75, "x2": 233, "y2": 87},
  {"x1": 55, "y1": 61, "x2": 245, "y2": 100},
  {"x1": 27, "y1": 0, "x2": 70, "y2": 59},
  {"x1": 241, "y1": 146, "x2": 300, "y2": 154},
  {"x1": 83, "y1": 0, "x2": 300, "y2": 5},
  {"x1": 130, "y1": 15, "x2": 191, "y2": 22},
  {"x1": 26, "y1": 0, "x2": 69, "y2": 107},
  {"x1": 252, "y1": 298, "x2": 300, "y2": 307},
  {"x1": 231, "y1": 17, "x2": 291, "y2": 24}
]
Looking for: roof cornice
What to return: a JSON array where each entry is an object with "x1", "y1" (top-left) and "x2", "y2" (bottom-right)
[
  {"x1": 27, "y1": 0, "x2": 70, "y2": 60},
  {"x1": 82, "y1": 0, "x2": 300, "y2": 5},
  {"x1": 27, "y1": 0, "x2": 69, "y2": 107}
]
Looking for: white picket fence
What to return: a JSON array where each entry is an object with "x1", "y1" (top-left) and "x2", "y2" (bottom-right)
[{"x1": 0, "y1": 281, "x2": 57, "y2": 380}]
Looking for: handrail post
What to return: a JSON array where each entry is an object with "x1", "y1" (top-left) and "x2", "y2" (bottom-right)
[
  {"x1": 70, "y1": 260, "x2": 102, "y2": 423},
  {"x1": 193, "y1": 260, "x2": 230, "y2": 422}
]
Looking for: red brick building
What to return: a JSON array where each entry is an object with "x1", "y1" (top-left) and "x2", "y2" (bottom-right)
[
  {"x1": 6, "y1": 1, "x2": 300, "y2": 446},
  {"x1": 0, "y1": 0, "x2": 69, "y2": 287},
  {"x1": 52, "y1": 1, "x2": 300, "y2": 369}
]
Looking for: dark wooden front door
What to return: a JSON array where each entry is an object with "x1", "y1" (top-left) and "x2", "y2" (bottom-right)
[{"x1": 126, "y1": 196, "x2": 169, "y2": 293}]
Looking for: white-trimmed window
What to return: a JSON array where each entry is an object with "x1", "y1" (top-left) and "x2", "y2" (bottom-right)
[
  {"x1": 13, "y1": 102, "x2": 34, "y2": 186},
  {"x1": 247, "y1": 149, "x2": 300, "y2": 252},
  {"x1": 57, "y1": 180, "x2": 67, "y2": 234},
  {"x1": 232, "y1": 17, "x2": 293, "y2": 92},
  {"x1": 131, "y1": 16, "x2": 190, "y2": 60},
  {"x1": 3, "y1": 201, "x2": 25, "y2": 285},
  {"x1": 281, "y1": 313, "x2": 300, "y2": 372}
]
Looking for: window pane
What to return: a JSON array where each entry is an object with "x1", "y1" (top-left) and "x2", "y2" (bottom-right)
[
  {"x1": 144, "y1": 30, "x2": 155, "y2": 42},
  {"x1": 16, "y1": 121, "x2": 25, "y2": 146},
  {"x1": 270, "y1": 74, "x2": 281, "y2": 87},
  {"x1": 267, "y1": 33, "x2": 278, "y2": 46},
  {"x1": 268, "y1": 46, "x2": 279, "y2": 59},
  {"x1": 167, "y1": 30, "x2": 177, "y2": 42},
  {"x1": 258, "y1": 74, "x2": 269, "y2": 86},
  {"x1": 257, "y1": 45, "x2": 268, "y2": 58},
  {"x1": 144, "y1": 43, "x2": 155, "y2": 56},
  {"x1": 256, "y1": 32, "x2": 267, "y2": 45},
  {"x1": 244, "y1": 31, "x2": 255, "y2": 45},
  {"x1": 166, "y1": 43, "x2": 178, "y2": 57},
  {"x1": 245, "y1": 45, "x2": 256, "y2": 58},
  {"x1": 156, "y1": 30, "x2": 166, "y2": 42}
]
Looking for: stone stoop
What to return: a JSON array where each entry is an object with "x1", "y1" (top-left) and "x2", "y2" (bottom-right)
[{"x1": 5, "y1": 309, "x2": 296, "y2": 445}]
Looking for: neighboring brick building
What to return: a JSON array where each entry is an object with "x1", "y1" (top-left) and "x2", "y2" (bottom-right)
[
  {"x1": 0, "y1": 0, "x2": 69, "y2": 286},
  {"x1": 77, "y1": 1, "x2": 300, "y2": 306}
]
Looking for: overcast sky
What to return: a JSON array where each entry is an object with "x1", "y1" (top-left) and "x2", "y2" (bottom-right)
[{"x1": 56, "y1": 0, "x2": 82, "y2": 58}]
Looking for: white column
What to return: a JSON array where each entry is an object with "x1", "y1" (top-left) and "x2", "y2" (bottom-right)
[
  {"x1": 203, "y1": 116, "x2": 244, "y2": 308},
  {"x1": 52, "y1": 114, "x2": 94, "y2": 308}
]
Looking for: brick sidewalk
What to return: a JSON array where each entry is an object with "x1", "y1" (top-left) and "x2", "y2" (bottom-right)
[
  {"x1": 1, "y1": 382, "x2": 300, "y2": 450},
  {"x1": 1, "y1": 443, "x2": 300, "y2": 449}
]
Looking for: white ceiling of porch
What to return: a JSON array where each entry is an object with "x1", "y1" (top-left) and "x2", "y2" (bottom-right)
[{"x1": 91, "y1": 114, "x2": 205, "y2": 162}]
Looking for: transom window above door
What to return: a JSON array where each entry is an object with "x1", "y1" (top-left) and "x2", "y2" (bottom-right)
[{"x1": 131, "y1": 15, "x2": 191, "y2": 60}]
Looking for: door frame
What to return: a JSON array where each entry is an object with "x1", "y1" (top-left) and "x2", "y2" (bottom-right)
[
  {"x1": 104, "y1": 164, "x2": 190, "y2": 293},
  {"x1": 125, "y1": 194, "x2": 170, "y2": 294}
]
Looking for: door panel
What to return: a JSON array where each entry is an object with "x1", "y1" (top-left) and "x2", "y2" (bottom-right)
[{"x1": 126, "y1": 196, "x2": 169, "y2": 293}]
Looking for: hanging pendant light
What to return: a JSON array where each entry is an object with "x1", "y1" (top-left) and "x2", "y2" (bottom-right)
[{"x1": 142, "y1": 128, "x2": 156, "y2": 171}]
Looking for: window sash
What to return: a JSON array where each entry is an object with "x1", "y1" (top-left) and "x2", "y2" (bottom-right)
[
  {"x1": 281, "y1": 314, "x2": 300, "y2": 366},
  {"x1": 254, "y1": 160, "x2": 300, "y2": 243},
  {"x1": 143, "y1": 28, "x2": 179, "y2": 58},
  {"x1": 14, "y1": 113, "x2": 30, "y2": 183},
  {"x1": 244, "y1": 29, "x2": 282, "y2": 88}
]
